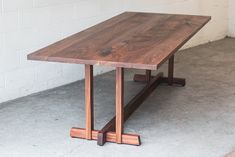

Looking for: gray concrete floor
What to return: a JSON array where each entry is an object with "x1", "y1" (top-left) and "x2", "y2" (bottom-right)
[{"x1": 0, "y1": 38, "x2": 235, "y2": 157}]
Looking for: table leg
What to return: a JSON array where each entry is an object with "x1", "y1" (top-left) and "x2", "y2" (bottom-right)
[
  {"x1": 71, "y1": 56, "x2": 184, "y2": 146},
  {"x1": 146, "y1": 70, "x2": 151, "y2": 82},
  {"x1": 71, "y1": 66, "x2": 140, "y2": 146},
  {"x1": 85, "y1": 64, "x2": 94, "y2": 140},
  {"x1": 133, "y1": 55, "x2": 185, "y2": 86},
  {"x1": 168, "y1": 55, "x2": 174, "y2": 86},
  {"x1": 116, "y1": 67, "x2": 124, "y2": 144}
]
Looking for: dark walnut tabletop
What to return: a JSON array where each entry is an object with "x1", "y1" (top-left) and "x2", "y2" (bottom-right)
[{"x1": 28, "y1": 12, "x2": 211, "y2": 70}]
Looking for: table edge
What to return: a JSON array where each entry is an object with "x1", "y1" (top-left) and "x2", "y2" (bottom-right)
[{"x1": 27, "y1": 13, "x2": 212, "y2": 70}]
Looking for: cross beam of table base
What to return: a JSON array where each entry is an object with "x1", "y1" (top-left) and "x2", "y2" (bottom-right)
[
  {"x1": 96, "y1": 72, "x2": 164, "y2": 146},
  {"x1": 70, "y1": 128, "x2": 141, "y2": 145},
  {"x1": 70, "y1": 55, "x2": 186, "y2": 146}
]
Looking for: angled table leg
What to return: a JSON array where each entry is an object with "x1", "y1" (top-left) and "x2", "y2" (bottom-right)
[{"x1": 85, "y1": 64, "x2": 94, "y2": 140}]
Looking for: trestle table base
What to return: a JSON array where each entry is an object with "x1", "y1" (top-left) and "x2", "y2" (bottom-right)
[{"x1": 70, "y1": 55, "x2": 186, "y2": 146}]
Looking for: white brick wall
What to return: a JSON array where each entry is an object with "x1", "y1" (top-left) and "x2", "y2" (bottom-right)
[
  {"x1": 0, "y1": 0, "x2": 230, "y2": 103},
  {"x1": 228, "y1": 0, "x2": 235, "y2": 37}
]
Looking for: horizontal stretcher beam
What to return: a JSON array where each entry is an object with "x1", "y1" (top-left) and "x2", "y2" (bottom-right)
[{"x1": 97, "y1": 72, "x2": 164, "y2": 146}]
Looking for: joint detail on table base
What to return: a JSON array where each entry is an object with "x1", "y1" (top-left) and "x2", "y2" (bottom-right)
[
  {"x1": 70, "y1": 128, "x2": 141, "y2": 146},
  {"x1": 70, "y1": 72, "x2": 186, "y2": 146},
  {"x1": 72, "y1": 56, "x2": 185, "y2": 146},
  {"x1": 96, "y1": 72, "x2": 166, "y2": 146}
]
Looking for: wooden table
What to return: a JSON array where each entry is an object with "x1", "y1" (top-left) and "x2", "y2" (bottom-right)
[{"x1": 28, "y1": 12, "x2": 211, "y2": 146}]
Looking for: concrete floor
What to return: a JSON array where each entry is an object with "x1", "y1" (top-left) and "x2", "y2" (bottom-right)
[{"x1": 0, "y1": 38, "x2": 235, "y2": 157}]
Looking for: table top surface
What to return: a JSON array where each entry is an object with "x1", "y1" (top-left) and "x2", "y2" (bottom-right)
[{"x1": 28, "y1": 12, "x2": 211, "y2": 70}]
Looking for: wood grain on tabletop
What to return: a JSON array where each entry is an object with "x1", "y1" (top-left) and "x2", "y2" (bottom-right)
[{"x1": 28, "y1": 12, "x2": 211, "y2": 70}]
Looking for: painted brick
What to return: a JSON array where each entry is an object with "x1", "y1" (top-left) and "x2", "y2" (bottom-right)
[
  {"x1": 4, "y1": 28, "x2": 38, "y2": 51},
  {"x1": 0, "y1": 87, "x2": 20, "y2": 102},
  {"x1": 56, "y1": 20, "x2": 83, "y2": 38},
  {"x1": 3, "y1": 67, "x2": 37, "y2": 101},
  {"x1": 48, "y1": 4, "x2": 75, "y2": 23},
  {"x1": 19, "y1": 8, "x2": 51, "y2": 29},
  {"x1": 74, "y1": 0, "x2": 101, "y2": 19},
  {"x1": 0, "y1": 88, "x2": 5, "y2": 102},
  {"x1": 0, "y1": 0, "x2": 2, "y2": 12},
  {"x1": 46, "y1": 77, "x2": 71, "y2": 90},
  {"x1": 0, "y1": 0, "x2": 231, "y2": 103},
  {"x1": 0, "y1": 34, "x2": 3, "y2": 56},
  {"x1": 100, "y1": 0, "x2": 124, "y2": 14},
  {"x1": 0, "y1": 49, "x2": 20, "y2": 73},
  {"x1": 2, "y1": 0, "x2": 33, "y2": 12},
  {"x1": 36, "y1": 27, "x2": 63, "y2": 49},
  {"x1": 229, "y1": 0, "x2": 235, "y2": 37},
  {"x1": 34, "y1": 0, "x2": 77, "y2": 8},
  {"x1": 19, "y1": 47, "x2": 41, "y2": 68},
  {"x1": 0, "y1": 12, "x2": 19, "y2": 33},
  {"x1": 34, "y1": 63, "x2": 63, "y2": 83},
  {"x1": 0, "y1": 76, "x2": 5, "y2": 89},
  {"x1": 61, "y1": 64, "x2": 84, "y2": 83},
  {"x1": 19, "y1": 81, "x2": 47, "y2": 97}
]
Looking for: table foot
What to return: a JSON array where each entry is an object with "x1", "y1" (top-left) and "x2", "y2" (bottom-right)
[
  {"x1": 70, "y1": 127, "x2": 141, "y2": 146},
  {"x1": 160, "y1": 77, "x2": 186, "y2": 86}
]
